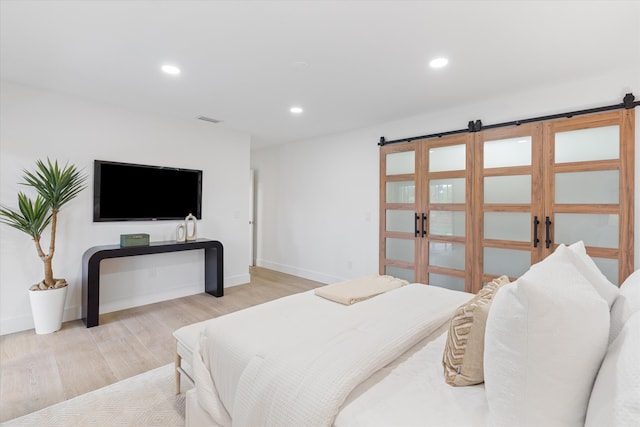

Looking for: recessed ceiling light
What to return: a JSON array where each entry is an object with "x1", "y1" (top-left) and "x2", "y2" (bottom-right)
[
  {"x1": 290, "y1": 106, "x2": 303, "y2": 114},
  {"x1": 161, "y1": 64, "x2": 181, "y2": 75},
  {"x1": 429, "y1": 57, "x2": 449, "y2": 68}
]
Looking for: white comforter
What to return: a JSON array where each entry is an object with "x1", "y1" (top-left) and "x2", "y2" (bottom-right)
[
  {"x1": 193, "y1": 284, "x2": 472, "y2": 427},
  {"x1": 335, "y1": 330, "x2": 489, "y2": 426}
]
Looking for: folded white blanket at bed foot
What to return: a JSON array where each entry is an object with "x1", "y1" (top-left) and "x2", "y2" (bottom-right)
[{"x1": 314, "y1": 274, "x2": 408, "y2": 305}]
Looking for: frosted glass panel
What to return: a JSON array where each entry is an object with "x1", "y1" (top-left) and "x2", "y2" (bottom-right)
[
  {"x1": 555, "y1": 125, "x2": 619, "y2": 163},
  {"x1": 430, "y1": 211, "x2": 465, "y2": 237},
  {"x1": 386, "y1": 266, "x2": 414, "y2": 283},
  {"x1": 484, "y1": 247, "x2": 530, "y2": 278},
  {"x1": 430, "y1": 178, "x2": 465, "y2": 203},
  {"x1": 484, "y1": 175, "x2": 531, "y2": 204},
  {"x1": 484, "y1": 136, "x2": 532, "y2": 168},
  {"x1": 429, "y1": 145, "x2": 466, "y2": 172},
  {"x1": 386, "y1": 151, "x2": 415, "y2": 175},
  {"x1": 555, "y1": 171, "x2": 619, "y2": 204},
  {"x1": 386, "y1": 210, "x2": 414, "y2": 233},
  {"x1": 429, "y1": 242, "x2": 465, "y2": 270},
  {"x1": 554, "y1": 214, "x2": 618, "y2": 248},
  {"x1": 386, "y1": 181, "x2": 415, "y2": 203},
  {"x1": 429, "y1": 273, "x2": 465, "y2": 292},
  {"x1": 386, "y1": 238, "x2": 414, "y2": 263},
  {"x1": 592, "y1": 257, "x2": 619, "y2": 285},
  {"x1": 484, "y1": 212, "x2": 530, "y2": 242}
]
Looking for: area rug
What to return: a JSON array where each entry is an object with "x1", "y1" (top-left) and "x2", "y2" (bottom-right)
[{"x1": 1, "y1": 364, "x2": 191, "y2": 427}]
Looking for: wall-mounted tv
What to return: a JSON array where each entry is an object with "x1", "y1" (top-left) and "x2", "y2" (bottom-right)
[{"x1": 93, "y1": 160, "x2": 202, "y2": 222}]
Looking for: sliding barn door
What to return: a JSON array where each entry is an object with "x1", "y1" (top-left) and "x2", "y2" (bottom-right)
[
  {"x1": 380, "y1": 141, "x2": 421, "y2": 283},
  {"x1": 543, "y1": 110, "x2": 634, "y2": 284},
  {"x1": 473, "y1": 124, "x2": 544, "y2": 292},
  {"x1": 423, "y1": 134, "x2": 473, "y2": 292}
]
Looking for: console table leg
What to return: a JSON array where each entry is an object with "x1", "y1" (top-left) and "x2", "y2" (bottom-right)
[{"x1": 204, "y1": 244, "x2": 224, "y2": 297}]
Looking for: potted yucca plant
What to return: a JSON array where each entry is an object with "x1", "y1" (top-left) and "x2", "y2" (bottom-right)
[{"x1": 0, "y1": 159, "x2": 87, "y2": 334}]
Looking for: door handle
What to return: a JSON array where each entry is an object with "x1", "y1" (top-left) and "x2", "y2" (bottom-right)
[
  {"x1": 422, "y1": 213, "x2": 427, "y2": 237},
  {"x1": 415, "y1": 213, "x2": 420, "y2": 237},
  {"x1": 533, "y1": 216, "x2": 540, "y2": 248},
  {"x1": 545, "y1": 216, "x2": 552, "y2": 249}
]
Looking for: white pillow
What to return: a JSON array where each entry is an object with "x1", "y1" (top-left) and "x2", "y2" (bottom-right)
[
  {"x1": 567, "y1": 241, "x2": 619, "y2": 308},
  {"x1": 609, "y1": 269, "x2": 640, "y2": 344},
  {"x1": 530, "y1": 242, "x2": 618, "y2": 308},
  {"x1": 484, "y1": 248, "x2": 609, "y2": 427},
  {"x1": 586, "y1": 311, "x2": 640, "y2": 426}
]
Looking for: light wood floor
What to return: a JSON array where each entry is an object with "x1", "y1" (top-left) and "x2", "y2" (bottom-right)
[{"x1": 0, "y1": 267, "x2": 324, "y2": 422}]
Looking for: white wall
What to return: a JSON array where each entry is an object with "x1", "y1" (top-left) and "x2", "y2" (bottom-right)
[
  {"x1": 252, "y1": 129, "x2": 381, "y2": 283},
  {"x1": 0, "y1": 81, "x2": 251, "y2": 335},
  {"x1": 251, "y1": 66, "x2": 640, "y2": 285}
]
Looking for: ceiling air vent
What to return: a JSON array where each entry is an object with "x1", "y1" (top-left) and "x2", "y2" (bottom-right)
[{"x1": 196, "y1": 115, "x2": 222, "y2": 124}]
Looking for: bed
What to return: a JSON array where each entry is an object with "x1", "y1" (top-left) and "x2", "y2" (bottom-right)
[{"x1": 186, "y1": 243, "x2": 640, "y2": 427}]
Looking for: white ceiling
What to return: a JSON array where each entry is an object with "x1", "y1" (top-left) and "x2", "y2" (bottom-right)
[{"x1": 1, "y1": 0, "x2": 639, "y2": 148}]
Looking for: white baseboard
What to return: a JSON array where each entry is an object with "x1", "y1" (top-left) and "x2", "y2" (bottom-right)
[
  {"x1": 0, "y1": 274, "x2": 251, "y2": 336},
  {"x1": 99, "y1": 283, "x2": 203, "y2": 314},
  {"x1": 256, "y1": 259, "x2": 341, "y2": 284},
  {"x1": 225, "y1": 272, "x2": 250, "y2": 288},
  {"x1": 99, "y1": 272, "x2": 250, "y2": 314},
  {"x1": 0, "y1": 304, "x2": 79, "y2": 336}
]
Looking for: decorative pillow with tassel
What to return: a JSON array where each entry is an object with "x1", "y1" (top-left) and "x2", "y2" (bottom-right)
[{"x1": 442, "y1": 275, "x2": 510, "y2": 386}]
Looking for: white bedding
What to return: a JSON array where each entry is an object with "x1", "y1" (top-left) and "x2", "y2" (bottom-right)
[
  {"x1": 335, "y1": 330, "x2": 488, "y2": 427},
  {"x1": 194, "y1": 287, "x2": 357, "y2": 425},
  {"x1": 193, "y1": 283, "x2": 474, "y2": 426}
]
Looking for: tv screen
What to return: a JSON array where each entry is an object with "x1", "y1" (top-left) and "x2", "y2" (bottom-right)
[{"x1": 93, "y1": 160, "x2": 202, "y2": 222}]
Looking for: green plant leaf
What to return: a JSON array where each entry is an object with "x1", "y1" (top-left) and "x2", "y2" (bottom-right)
[
  {"x1": 0, "y1": 193, "x2": 51, "y2": 239},
  {"x1": 22, "y1": 158, "x2": 87, "y2": 211}
]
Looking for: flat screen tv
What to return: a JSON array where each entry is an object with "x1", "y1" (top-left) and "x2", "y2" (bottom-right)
[{"x1": 93, "y1": 160, "x2": 202, "y2": 222}]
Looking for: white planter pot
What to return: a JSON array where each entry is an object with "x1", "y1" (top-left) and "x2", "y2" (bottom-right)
[{"x1": 28, "y1": 285, "x2": 68, "y2": 334}]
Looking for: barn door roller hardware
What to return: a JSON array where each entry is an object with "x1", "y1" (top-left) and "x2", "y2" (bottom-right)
[{"x1": 378, "y1": 93, "x2": 638, "y2": 146}]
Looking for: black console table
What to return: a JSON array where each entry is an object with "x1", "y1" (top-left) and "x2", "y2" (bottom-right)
[{"x1": 82, "y1": 238, "x2": 223, "y2": 328}]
